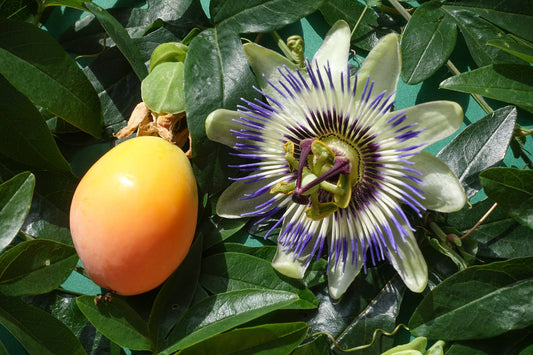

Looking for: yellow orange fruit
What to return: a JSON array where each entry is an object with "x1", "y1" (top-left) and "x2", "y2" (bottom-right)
[{"x1": 70, "y1": 136, "x2": 198, "y2": 295}]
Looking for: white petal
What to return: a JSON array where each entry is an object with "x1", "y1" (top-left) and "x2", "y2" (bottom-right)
[
  {"x1": 205, "y1": 109, "x2": 242, "y2": 148},
  {"x1": 386, "y1": 227, "x2": 428, "y2": 293},
  {"x1": 356, "y1": 33, "x2": 401, "y2": 101},
  {"x1": 386, "y1": 101, "x2": 463, "y2": 148},
  {"x1": 243, "y1": 43, "x2": 298, "y2": 103},
  {"x1": 312, "y1": 20, "x2": 351, "y2": 83},
  {"x1": 216, "y1": 177, "x2": 281, "y2": 218},
  {"x1": 327, "y1": 241, "x2": 365, "y2": 299},
  {"x1": 410, "y1": 151, "x2": 466, "y2": 213},
  {"x1": 272, "y1": 243, "x2": 310, "y2": 279}
]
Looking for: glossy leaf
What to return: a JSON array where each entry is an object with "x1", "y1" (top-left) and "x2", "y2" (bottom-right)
[
  {"x1": 210, "y1": 0, "x2": 328, "y2": 33},
  {"x1": 488, "y1": 35, "x2": 533, "y2": 63},
  {"x1": 84, "y1": 2, "x2": 148, "y2": 81},
  {"x1": 76, "y1": 295, "x2": 153, "y2": 351},
  {"x1": 440, "y1": 64, "x2": 533, "y2": 108},
  {"x1": 0, "y1": 172, "x2": 34, "y2": 252},
  {"x1": 320, "y1": 0, "x2": 385, "y2": 51},
  {"x1": 437, "y1": 106, "x2": 517, "y2": 199},
  {"x1": 445, "y1": 325, "x2": 533, "y2": 355},
  {"x1": 0, "y1": 75, "x2": 71, "y2": 171},
  {"x1": 0, "y1": 19, "x2": 102, "y2": 137},
  {"x1": 183, "y1": 26, "x2": 257, "y2": 194},
  {"x1": 200, "y1": 252, "x2": 317, "y2": 309},
  {"x1": 443, "y1": 0, "x2": 533, "y2": 42},
  {"x1": 335, "y1": 277, "x2": 406, "y2": 353},
  {"x1": 0, "y1": 296, "x2": 84, "y2": 355},
  {"x1": 0, "y1": 239, "x2": 78, "y2": 296},
  {"x1": 161, "y1": 289, "x2": 300, "y2": 354},
  {"x1": 442, "y1": 7, "x2": 522, "y2": 66},
  {"x1": 43, "y1": 0, "x2": 87, "y2": 11},
  {"x1": 448, "y1": 199, "x2": 533, "y2": 259},
  {"x1": 409, "y1": 257, "x2": 533, "y2": 340},
  {"x1": 480, "y1": 168, "x2": 533, "y2": 229},
  {"x1": 401, "y1": 1, "x2": 457, "y2": 84},
  {"x1": 149, "y1": 236, "x2": 203, "y2": 352},
  {"x1": 177, "y1": 322, "x2": 308, "y2": 355},
  {"x1": 141, "y1": 62, "x2": 185, "y2": 114},
  {"x1": 292, "y1": 333, "x2": 330, "y2": 355}
]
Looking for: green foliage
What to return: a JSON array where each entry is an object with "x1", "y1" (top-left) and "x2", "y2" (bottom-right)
[{"x1": 1, "y1": 0, "x2": 533, "y2": 353}]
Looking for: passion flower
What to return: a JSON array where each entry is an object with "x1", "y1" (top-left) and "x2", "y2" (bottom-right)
[{"x1": 206, "y1": 21, "x2": 466, "y2": 299}]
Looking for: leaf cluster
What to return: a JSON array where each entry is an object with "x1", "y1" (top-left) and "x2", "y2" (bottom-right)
[{"x1": 0, "y1": 0, "x2": 533, "y2": 354}]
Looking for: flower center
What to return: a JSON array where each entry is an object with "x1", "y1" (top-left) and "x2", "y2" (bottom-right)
[{"x1": 271, "y1": 136, "x2": 362, "y2": 220}]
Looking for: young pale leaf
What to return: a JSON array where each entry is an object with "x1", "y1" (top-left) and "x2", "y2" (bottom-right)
[
  {"x1": 480, "y1": 168, "x2": 533, "y2": 229},
  {"x1": 409, "y1": 257, "x2": 533, "y2": 340},
  {"x1": 0, "y1": 296, "x2": 84, "y2": 355},
  {"x1": 184, "y1": 26, "x2": 257, "y2": 194},
  {"x1": 0, "y1": 75, "x2": 71, "y2": 172},
  {"x1": 401, "y1": 1, "x2": 457, "y2": 84},
  {"x1": 0, "y1": 19, "x2": 102, "y2": 137},
  {"x1": 76, "y1": 295, "x2": 153, "y2": 351},
  {"x1": 141, "y1": 62, "x2": 185, "y2": 114},
  {"x1": 443, "y1": 0, "x2": 533, "y2": 42},
  {"x1": 149, "y1": 236, "x2": 203, "y2": 352},
  {"x1": 210, "y1": 0, "x2": 328, "y2": 33},
  {"x1": 0, "y1": 239, "x2": 78, "y2": 296},
  {"x1": 0, "y1": 172, "x2": 34, "y2": 252},
  {"x1": 488, "y1": 35, "x2": 533, "y2": 63},
  {"x1": 437, "y1": 106, "x2": 517, "y2": 199},
  {"x1": 161, "y1": 289, "x2": 300, "y2": 354},
  {"x1": 448, "y1": 199, "x2": 533, "y2": 259},
  {"x1": 319, "y1": 0, "x2": 383, "y2": 51},
  {"x1": 200, "y1": 252, "x2": 317, "y2": 309},
  {"x1": 177, "y1": 322, "x2": 308, "y2": 355},
  {"x1": 442, "y1": 7, "x2": 522, "y2": 66},
  {"x1": 84, "y1": 2, "x2": 148, "y2": 81},
  {"x1": 440, "y1": 64, "x2": 533, "y2": 108}
]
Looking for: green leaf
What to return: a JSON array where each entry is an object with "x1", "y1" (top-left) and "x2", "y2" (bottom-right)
[
  {"x1": 448, "y1": 199, "x2": 533, "y2": 259},
  {"x1": 0, "y1": 19, "x2": 102, "y2": 137},
  {"x1": 177, "y1": 322, "x2": 308, "y2": 355},
  {"x1": 443, "y1": 0, "x2": 533, "y2": 42},
  {"x1": 0, "y1": 75, "x2": 71, "y2": 171},
  {"x1": 445, "y1": 325, "x2": 533, "y2": 355},
  {"x1": 84, "y1": 2, "x2": 148, "y2": 81},
  {"x1": 437, "y1": 106, "x2": 517, "y2": 199},
  {"x1": 400, "y1": 1, "x2": 457, "y2": 85},
  {"x1": 442, "y1": 7, "x2": 522, "y2": 66},
  {"x1": 0, "y1": 296, "x2": 84, "y2": 355},
  {"x1": 488, "y1": 34, "x2": 533, "y2": 63},
  {"x1": 210, "y1": 0, "x2": 328, "y2": 33},
  {"x1": 202, "y1": 215, "x2": 248, "y2": 250},
  {"x1": 161, "y1": 289, "x2": 300, "y2": 354},
  {"x1": 0, "y1": 239, "x2": 78, "y2": 296},
  {"x1": 200, "y1": 252, "x2": 318, "y2": 309},
  {"x1": 141, "y1": 62, "x2": 185, "y2": 114},
  {"x1": 409, "y1": 257, "x2": 533, "y2": 340},
  {"x1": 43, "y1": 0, "x2": 87, "y2": 11},
  {"x1": 480, "y1": 168, "x2": 533, "y2": 229},
  {"x1": 0, "y1": 172, "x2": 34, "y2": 252},
  {"x1": 440, "y1": 64, "x2": 533, "y2": 108},
  {"x1": 76, "y1": 295, "x2": 153, "y2": 351},
  {"x1": 292, "y1": 333, "x2": 330, "y2": 355},
  {"x1": 335, "y1": 277, "x2": 406, "y2": 352},
  {"x1": 149, "y1": 236, "x2": 203, "y2": 352},
  {"x1": 183, "y1": 26, "x2": 258, "y2": 195},
  {"x1": 319, "y1": 0, "x2": 385, "y2": 51}
]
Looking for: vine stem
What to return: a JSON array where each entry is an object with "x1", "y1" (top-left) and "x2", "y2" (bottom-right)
[
  {"x1": 351, "y1": 5, "x2": 369, "y2": 37},
  {"x1": 387, "y1": 0, "x2": 493, "y2": 115},
  {"x1": 460, "y1": 202, "x2": 498, "y2": 240},
  {"x1": 269, "y1": 31, "x2": 298, "y2": 63},
  {"x1": 312, "y1": 324, "x2": 409, "y2": 352}
]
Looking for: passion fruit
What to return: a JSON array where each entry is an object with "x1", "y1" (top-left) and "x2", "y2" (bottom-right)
[{"x1": 70, "y1": 136, "x2": 198, "y2": 295}]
